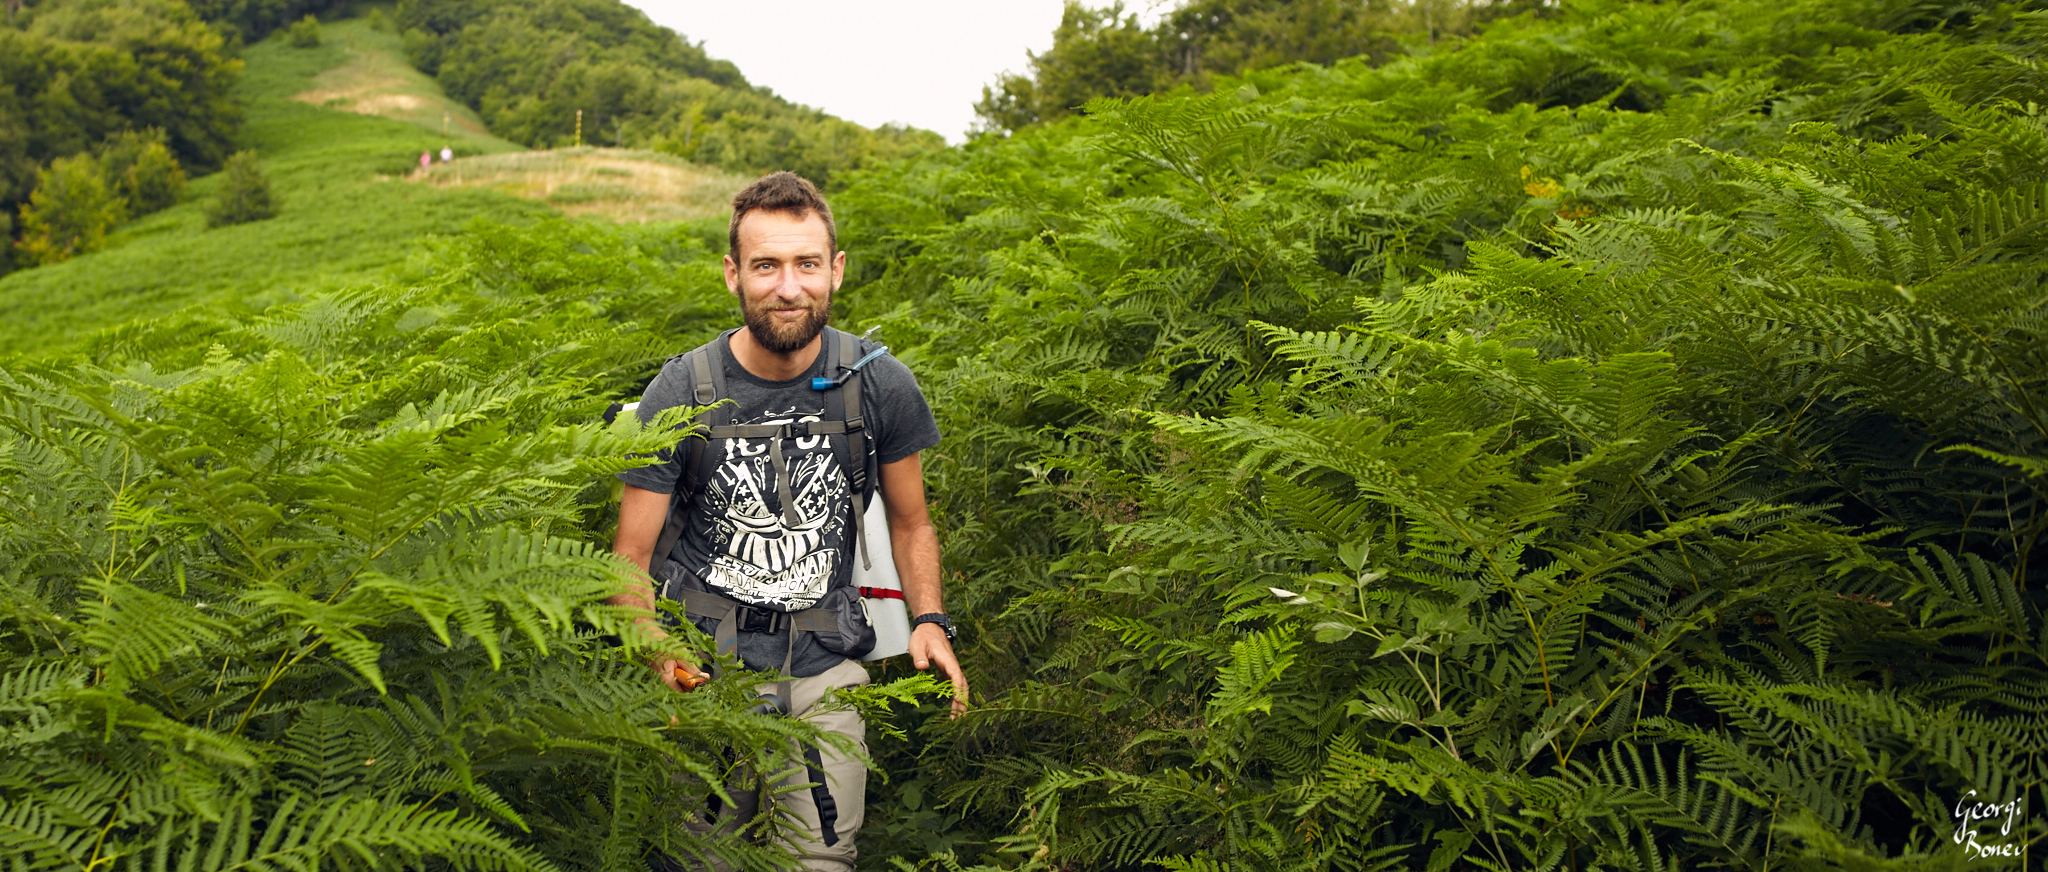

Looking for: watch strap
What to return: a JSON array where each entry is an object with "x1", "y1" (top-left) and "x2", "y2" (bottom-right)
[{"x1": 911, "y1": 613, "x2": 956, "y2": 639}]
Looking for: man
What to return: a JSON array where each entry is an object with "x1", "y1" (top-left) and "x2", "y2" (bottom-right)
[{"x1": 609, "y1": 172, "x2": 969, "y2": 872}]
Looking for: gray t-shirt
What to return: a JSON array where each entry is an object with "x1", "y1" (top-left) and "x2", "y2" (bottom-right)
[{"x1": 617, "y1": 327, "x2": 940, "y2": 677}]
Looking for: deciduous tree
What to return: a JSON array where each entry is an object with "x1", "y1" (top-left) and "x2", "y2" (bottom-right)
[{"x1": 14, "y1": 153, "x2": 127, "y2": 265}]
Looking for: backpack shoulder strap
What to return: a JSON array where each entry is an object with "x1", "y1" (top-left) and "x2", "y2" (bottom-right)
[
  {"x1": 682, "y1": 332, "x2": 732, "y2": 489},
  {"x1": 824, "y1": 328, "x2": 878, "y2": 570},
  {"x1": 652, "y1": 333, "x2": 733, "y2": 575}
]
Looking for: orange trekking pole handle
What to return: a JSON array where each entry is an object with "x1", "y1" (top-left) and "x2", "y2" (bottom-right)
[{"x1": 673, "y1": 666, "x2": 708, "y2": 691}]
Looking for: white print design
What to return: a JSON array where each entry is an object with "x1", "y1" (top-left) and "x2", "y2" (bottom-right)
[
  {"x1": 700, "y1": 410, "x2": 847, "y2": 610},
  {"x1": 1951, "y1": 790, "x2": 2027, "y2": 861}
]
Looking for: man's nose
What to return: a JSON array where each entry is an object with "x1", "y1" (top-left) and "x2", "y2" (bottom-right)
[{"x1": 772, "y1": 267, "x2": 806, "y2": 298}]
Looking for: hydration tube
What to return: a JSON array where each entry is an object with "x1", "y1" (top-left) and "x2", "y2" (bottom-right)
[{"x1": 812, "y1": 345, "x2": 890, "y2": 391}]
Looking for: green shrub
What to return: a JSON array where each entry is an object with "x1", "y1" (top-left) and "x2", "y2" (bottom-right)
[
  {"x1": 363, "y1": 5, "x2": 391, "y2": 31},
  {"x1": 14, "y1": 154, "x2": 128, "y2": 266},
  {"x1": 285, "y1": 13, "x2": 321, "y2": 47},
  {"x1": 123, "y1": 142, "x2": 187, "y2": 214},
  {"x1": 99, "y1": 129, "x2": 188, "y2": 216},
  {"x1": 974, "y1": 0, "x2": 1507, "y2": 133},
  {"x1": 203, "y1": 150, "x2": 278, "y2": 228}
]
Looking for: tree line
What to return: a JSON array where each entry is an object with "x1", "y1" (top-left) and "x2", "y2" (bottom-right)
[
  {"x1": 973, "y1": 0, "x2": 1551, "y2": 134},
  {"x1": 0, "y1": 0, "x2": 241, "y2": 272}
]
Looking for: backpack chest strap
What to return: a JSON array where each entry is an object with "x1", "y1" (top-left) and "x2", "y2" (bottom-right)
[{"x1": 704, "y1": 419, "x2": 862, "y2": 439}]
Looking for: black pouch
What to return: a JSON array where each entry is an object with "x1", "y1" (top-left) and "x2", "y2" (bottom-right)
[{"x1": 811, "y1": 585, "x2": 876, "y2": 659}]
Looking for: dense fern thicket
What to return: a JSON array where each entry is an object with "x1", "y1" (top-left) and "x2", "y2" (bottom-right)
[
  {"x1": 393, "y1": 0, "x2": 945, "y2": 184},
  {"x1": 830, "y1": 0, "x2": 2048, "y2": 867},
  {"x1": 6, "y1": 0, "x2": 2048, "y2": 869},
  {"x1": 0, "y1": 223, "x2": 940, "y2": 869}
]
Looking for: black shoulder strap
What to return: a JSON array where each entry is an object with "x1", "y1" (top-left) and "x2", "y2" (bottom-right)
[
  {"x1": 826, "y1": 328, "x2": 876, "y2": 570},
  {"x1": 651, "y1": 333, "x2": 732, "y2": 575},
  {"x1": 683, "y1": 331, "x2": 733, "y2": 491}
]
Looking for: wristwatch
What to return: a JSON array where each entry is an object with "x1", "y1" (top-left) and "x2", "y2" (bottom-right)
[{"x1": 911, "y1": 613, "x2": 957, "y2": 641}]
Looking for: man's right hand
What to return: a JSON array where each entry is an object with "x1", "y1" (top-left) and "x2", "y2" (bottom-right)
[
  {"x1": 661, "y1": 658, "x2": 708, "y2": 692},
  {"x1": 619, "y1": 614, "x2": 703, "y2": 693},
  {"x1": 633, "y1": 623, "x2": 706, "y2": 693}
]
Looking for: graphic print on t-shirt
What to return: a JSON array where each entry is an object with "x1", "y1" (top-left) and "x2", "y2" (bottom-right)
[{"x1": 699, "y1": 407, "x2": 849, "y2": 610}]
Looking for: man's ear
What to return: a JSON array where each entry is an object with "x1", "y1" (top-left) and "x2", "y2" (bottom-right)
[{"x1": 723, "y1": 254, "x2": 740, "y2": 295}]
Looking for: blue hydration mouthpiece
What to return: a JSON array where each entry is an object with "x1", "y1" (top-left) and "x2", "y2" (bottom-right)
[{"x1": 812, "y1": 345, "x2": 890, "y2": 390}]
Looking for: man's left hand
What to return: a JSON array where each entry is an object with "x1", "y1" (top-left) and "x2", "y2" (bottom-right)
[{"x1": 910, "y1": 623, "x2": 969, "y2": 717}]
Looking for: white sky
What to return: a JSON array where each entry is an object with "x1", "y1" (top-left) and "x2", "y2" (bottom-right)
[{"x1": 621, "y1": 1, "x2": 1170, "y2": 143}]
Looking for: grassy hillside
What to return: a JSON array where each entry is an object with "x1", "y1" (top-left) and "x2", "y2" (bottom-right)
[
  {"x1": 280, "y1": 11, "x2": 500, "y2": 139},
  {"x1": 0, "y1": 17, "x2": 541, "y2": 358},
  {"x1": 419, "y1": 146, "x2": 751, "y2": 224}
]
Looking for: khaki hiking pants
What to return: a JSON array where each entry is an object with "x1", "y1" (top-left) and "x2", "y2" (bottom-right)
[{"x1": 667, "y1": 658, "x2": 869, "y2": 872}]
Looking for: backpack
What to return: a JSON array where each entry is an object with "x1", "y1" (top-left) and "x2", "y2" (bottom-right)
[{"x1": 611, "y1": 326, "x2": 911, "y2": 662}]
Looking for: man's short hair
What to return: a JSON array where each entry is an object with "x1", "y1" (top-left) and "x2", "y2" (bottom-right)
[{"x1": 728, "y1": 171, "x2": 836, "y2": 258}]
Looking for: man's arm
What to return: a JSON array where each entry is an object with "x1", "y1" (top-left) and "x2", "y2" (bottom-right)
[
  {"x1": 613, "y1": 484, "x2": 691, "y2": 692},
  {"x1": 877, "y1": 452, "x2": 969, "y2": 714}
]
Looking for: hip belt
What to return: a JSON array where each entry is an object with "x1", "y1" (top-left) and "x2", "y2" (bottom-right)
[{"x1": 678, "y1": 588, "x2": 839, "y2": 663}]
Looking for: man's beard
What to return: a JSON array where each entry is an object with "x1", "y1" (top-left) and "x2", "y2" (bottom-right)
[{"x1": 742, "y1": 293, "x2": 832, "y2": 353}]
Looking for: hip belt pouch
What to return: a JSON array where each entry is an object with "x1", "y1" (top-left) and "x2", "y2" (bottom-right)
[{"x1": 812, "y1": 585, "x2": 877, "y2": 660}]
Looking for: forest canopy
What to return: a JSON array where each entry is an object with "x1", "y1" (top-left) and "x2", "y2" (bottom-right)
[
  {"x1": 0, "y1": 0, "x2": 240, "y2": 220},
  {"x1": 183, "y1": 0, "x2": 343, "y2": 43},
  {"x1": 974, "y1": 0, "x2": 1546, "y2": 133}
]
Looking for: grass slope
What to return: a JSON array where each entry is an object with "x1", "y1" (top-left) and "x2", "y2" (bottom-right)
[
  {"x1": 421, "y1": 147, "x2": 750, "y2": 224},
  {"x1": 0, "y1": 18, "x2": 543, "y2": 358},
  {"x1": 285, "y1": 18, "x2": 499, "y2": 140}
]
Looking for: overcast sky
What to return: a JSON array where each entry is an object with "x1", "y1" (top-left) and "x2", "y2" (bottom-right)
[{"x1": 621, "y1": 1, "x2": 1169, "y2": 143}]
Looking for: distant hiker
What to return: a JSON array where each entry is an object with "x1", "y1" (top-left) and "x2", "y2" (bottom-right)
[
  {"x1": 418, "y1": 151, "x2": 430, "y2": 170},
  {"x1": 440, "y1": 146, "x2": 452, "y2": 162},
  {"x1": 611, "y1": 172, "x2": 966, "y2": 872}
]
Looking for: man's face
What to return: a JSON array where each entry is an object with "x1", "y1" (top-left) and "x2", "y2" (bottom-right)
[{"x1": 724, "y1": 210, "x2": 844, "y2": 354}]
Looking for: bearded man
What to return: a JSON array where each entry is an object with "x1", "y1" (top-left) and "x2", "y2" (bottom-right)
[{"x1": 610, "y1": 172, "x2": 968, "y2": 871}]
